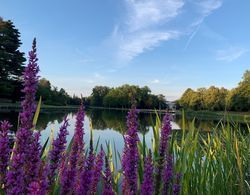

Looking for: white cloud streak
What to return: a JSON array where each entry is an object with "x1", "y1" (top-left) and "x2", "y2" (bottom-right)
[
  {"x1": 185, "y1": 0, "x2": 223, "y2": 49},
  {"x1": 111, "y1": 0, "x2": 184, "y2": 62},
  {"x1": 195, "y1": 0, "x2": 223, "y2": 16},
  {"x1": 151, "y1": 79, "x2": 160, "y2": 84},
  {"x1": 111, "y1": 0, "x2": 223, "y2": 62},
  {"x1": 216, "y1": 47, "x2": 249, "y2": 62},
  {"x1": 126, "y1": 0, "x2": 184, "y2": 32},
  {"x1": 117, "y1": 31, "x2": 180, "y2": 61}
]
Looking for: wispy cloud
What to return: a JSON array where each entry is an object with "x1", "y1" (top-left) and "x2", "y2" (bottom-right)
[
  {"x1": 195, "y1": 0, "x2": 223, "y2": 17},
  {"x1": 151, "y1": 79, "x2": 160, "y2": 84},
  {"x1": 126, "y1": 0, "x2": 185, "y2": 32},
  {"x1": 216, "y1": 47, "x2": 249, "y2": 62},
  {"x1": 185, "y1": 0, "x2": 223, "y2": 49},
  {"x1": 117, "y1": 30, "x2": 180, "y2": 61},
  {"x1": 110, "y1": 0, "x2": 223, "y2": 62},
  {"x1": 111, "y1": 0, "x2": 184, "y2": 62}
]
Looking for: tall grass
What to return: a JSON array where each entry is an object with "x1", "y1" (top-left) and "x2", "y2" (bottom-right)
[
  {"x1": 171, "y1": 114, "x2": 250, "y2": 194},
  {"x1": 102, "y1": 111, "x2": 250, "y2": 194}
]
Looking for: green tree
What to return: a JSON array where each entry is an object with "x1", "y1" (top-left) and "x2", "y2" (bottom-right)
[
  {"x1": 91, "y1": 86, "x2": 110, "y2": 106},
  {"x1": 0, "y1": 17, "x2": 25, "y2": 101},
  {"x1": 179, "y1": 88, "x2": 195, "y2": 109},
  {"x1": 227, "y1": 70, "x2": 250, "y2": 111},
  {"x1": 36, "y1": 78, "x2": 51, "y2": 102},
  {"x1": 203, "y1": 86, "x2": 226, "y2": 111}
]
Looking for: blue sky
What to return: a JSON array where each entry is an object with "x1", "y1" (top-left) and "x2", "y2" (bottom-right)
[{"x1": 1, "y1": 0, "x2": 249, "y2": 100}]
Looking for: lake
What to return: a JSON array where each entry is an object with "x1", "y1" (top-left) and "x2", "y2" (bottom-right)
[{"x1": 0, "y1": 108, "x2": 248, "y2": 156}]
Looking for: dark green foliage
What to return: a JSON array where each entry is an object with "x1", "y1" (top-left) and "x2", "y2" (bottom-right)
[
  {"x1": 179, "y1": 70, "x2": 250, "y2": 112},
  {"x1": 227, "y1": 71, "x2": 250, "y2": 111},
  {"x1": 0, "y1": 17, "x2": 25, "y2": 101},
  {"x1": 36, "y1": 78, "x2": 82, "y2": 106},
  {"x1": 89, "y1": 84, "x2": 167, "y2": 109},
  {"x1": 91, "y1": 86, "x2": 110, "y2": 106}
]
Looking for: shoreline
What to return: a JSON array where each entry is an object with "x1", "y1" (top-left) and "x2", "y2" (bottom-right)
[{"x1": 1, "y1": 103, "x2": 249, "y2": 122}]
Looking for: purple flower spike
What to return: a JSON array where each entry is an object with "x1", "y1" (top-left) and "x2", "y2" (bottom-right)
[
  {"x1": 60, "y1": 105, "x2": 85, "y2": 195},
  {"x1": 90, "y1": 147, "x2": 105, "y2": 194},
  {"x1": 74, "y1": 104, "x2": 85, "y2": 155},
  {"x1": 27, "y1": 181, "x2": 41, "y2": 195},
  {"x1": 122, "y1": 107, "x2": 139, "y2": 194},
  {"x1": 155, "y1": 113, "x2": 172, "y2": 194},
  {"x1": 173, "y1": 173, "x2": 182, "y2": 195},
  {"x1": 6, "y1": 145, "x2": 26, "y2": 194},
  {"x1": 162, "y1": 155, "x2": 173, "y2": 194},
  {"x1": 0, "y1": 120, "x2": 12, "y2": 187},
  {"x1": 159, "y1": 114, "x2": 172, "y2": 157},
  {"x1": 26, "y1": 131, "x2": 42, "y2": 183},
  {"x1": 19, "y1": 38, "x2": 39, "y2": 130},
  {"x1": 102, "y1": 156, "x2": 115, "y2": 195},
  {"x1": 39, "y1": 163, "x2": 49, "y2": 194},
  {"x1": 77, "y1": 137, "x2": 95, "y2": 195},
  {"x1": 6, "y1": 38, "x2": 40, "y2": 194},
  {"x1": 28, "y1": 162, "x2": 48, "y2": 195},
  {"x1": 48, "y1": 117, "x2": 69, "y2": 186},
  {"x1": 141, "y1": 150, "x2": 154, "y2": 195}
]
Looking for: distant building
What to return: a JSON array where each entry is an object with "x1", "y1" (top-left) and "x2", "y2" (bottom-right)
[{"x1": 166, "y1": 101, "x2": 176, "y2": 111}]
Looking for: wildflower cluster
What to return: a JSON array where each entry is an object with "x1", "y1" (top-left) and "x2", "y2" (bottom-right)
[{"x1": 0, "y1": 39, "x2": 181, "y2": 194}]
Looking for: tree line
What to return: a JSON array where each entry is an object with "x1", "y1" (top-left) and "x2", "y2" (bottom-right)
[
  {"x1": 88, "y1": 85, "x2": 167, "y2": 109},
  {"x1": 36, "y1": 78, "x2": 81, "y2": 106},
  {"x1": 177, "y1": 70, "x2": 250, "y2": 112}
]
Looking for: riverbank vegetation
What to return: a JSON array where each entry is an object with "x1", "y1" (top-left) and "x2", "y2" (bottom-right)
[
  {"x1": 177, "y1": 70, "x2": 250, "y2": 112},
  {"x1": 88, "y1": 85, "x2": 167, "y2": 109}
]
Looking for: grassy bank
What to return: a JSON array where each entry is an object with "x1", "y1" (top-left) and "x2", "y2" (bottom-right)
[
  {"x1": 176, "y1": 110, "x2": 250, "y2": 123},
  {"x1": 0, "y1": 102, "x2": 78, "y2": 113}
]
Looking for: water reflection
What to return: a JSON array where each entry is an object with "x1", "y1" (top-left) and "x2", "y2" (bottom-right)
[
  {"x1": 1, "y1": 108, "x2": 248, "y2": 158},
  {"x1": 86, "y1": 109, "x2": 155, "y2": 134},
  {"x1": 1, "y1": 108, "x2": 248, "y2": 134}
]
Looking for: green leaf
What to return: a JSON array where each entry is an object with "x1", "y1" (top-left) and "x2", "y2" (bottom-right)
[
  {"x1": 32, "y1": 96, "x2": 42, "y2": 130},
  {"x1": 40, "y1": 136, "x2": 49, "y2": 158}
]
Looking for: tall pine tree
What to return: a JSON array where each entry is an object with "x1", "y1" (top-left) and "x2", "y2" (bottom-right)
[{"x1": 0, "y1": 17, "x2": 25, "y2": 102}]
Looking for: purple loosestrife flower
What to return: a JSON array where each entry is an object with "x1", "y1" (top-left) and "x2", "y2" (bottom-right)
[
  {"x1": 22, "y1": 38, "x2": 42, "y2": 186},
  {"x1": 90, "y1": 147, "x2": 104, "y2": 194},
  {"x1": 159, "y1": 114, "x2": 172, "y2": 158},
  {"x1": 27, "y1": 181, "x2": 42, "y2": 195},
  {"x1": 19, "y1": 38, "x2": 39, "y2": 130},
  {"x1": 102, "y1": 156, "x2": 115, "y2": 195},
  {"x1": 7, "y1": 128, "x2": 34, "y2": 194},
  {"x1": 162, "y1": 155, "x2": 173, "y2": 194},
  {"x1": 122, "y1": 106, "x2": 139, "y2": 194},
  {"x1": 173, "y1": 173, "x2": 182, "y2": 195},
  {"x1": 27, "y1": 163, "x2": 48, "y2": 195},
  {"x1": 38, "y1": 163, "x2": 49, "y2": 195},
  {"x1": 155, "y1": 113, "x2": 172, "y2": 194},
  {"x1": 60, "y1": 105, "x2": 85, "y2": 194},
  {"x1": 7, "y1": 131, "x2": 41, "y2": 194},
  {"x1": 6, "y1": 38, "x2": 41, "y2": 194},
  {"x1": 0, "y1": 120, "x2": 12, "y2": 187},
  {"x1": 6, "y1": 141, "x2": 26, "y2": 194},
  {"x1": 27, "y1": 131, "x2": 42, "y2": 183},
  {"x1": 47, "y1": 117, "x2": 69, "y2": 186},
  {"x1": 74, "y1": 104, "x2": 85, "y2": 156},
  {"x1": 141, "y1": 150, "x2": 154, "y2": 195},
  {"x1": 77, "y1": 138, "x2": 95, "y2": 195}
]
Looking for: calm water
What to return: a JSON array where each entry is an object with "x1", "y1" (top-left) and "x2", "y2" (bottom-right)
[{"x1": 0, "y1": 108, "x2": 247, "y2": 155}]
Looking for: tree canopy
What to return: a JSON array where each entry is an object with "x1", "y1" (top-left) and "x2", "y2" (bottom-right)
[
  {"x1": 178, "y1": 70, "x2": 250, "y2": 112},
  {"x1": 0, "y1": 17, "x2": 25, "y2": 101},
  {"x1": 89, "y1": 84, "x2": 167, "y2": 109}
]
